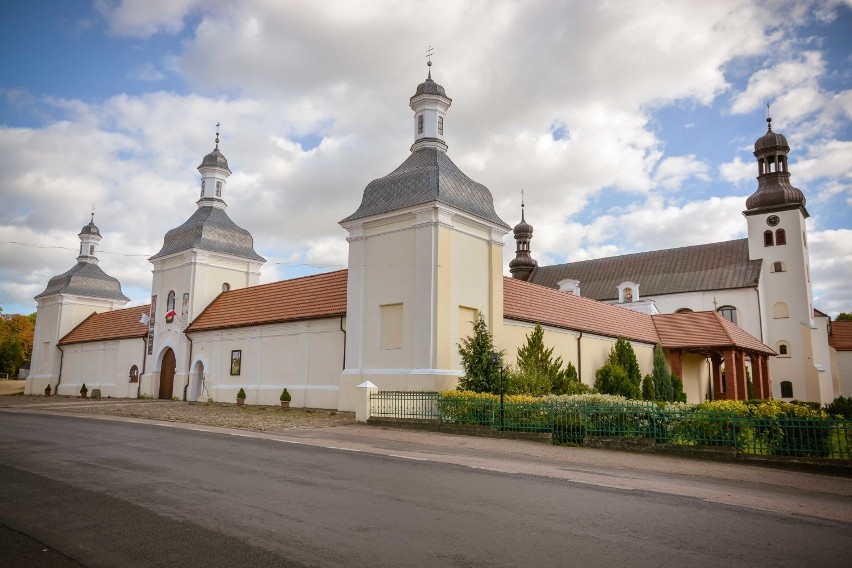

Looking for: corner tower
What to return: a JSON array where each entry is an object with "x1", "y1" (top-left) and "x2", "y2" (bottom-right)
[
  {"x1": 338, "y1": 64, "x2": 510, "y2": 410},
  {"x1": 142, "y1": 128, "x2": 265, "y2": 401},
  {"x1": 26, "y1": 214, "x2": 129, "y2": 396},
  {"x1": 744, "y1": 117, "x2": 831, "y2": 402}
]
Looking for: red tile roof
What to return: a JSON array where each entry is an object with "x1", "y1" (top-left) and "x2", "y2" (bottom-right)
[
  {"x1": 503, "y1": 277, "x2": 660, "y2": 344},
  {"x1": 652, "y1": 311, "x2": 775, "y2": 355},
  {"x1": 186, "y1": 270, "x2": 348, "y2": 332},
  {"x1": 59, "y1": 304, "x2": 151, "y2": 345},
  {"x1": 829, "y1": 321, "x2": 852, "y2": 351}
]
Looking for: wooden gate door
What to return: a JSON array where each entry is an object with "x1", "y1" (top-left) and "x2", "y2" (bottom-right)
[{"x1": 159, "y1": 348, "x2": 176, "y2": 400}]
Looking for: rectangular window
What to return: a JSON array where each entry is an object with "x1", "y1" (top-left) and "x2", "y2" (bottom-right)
[
  {"x1": 230, "y1": 350, "x2": 242, "y2": 376},
  {"x1": 418, "y1": 115, "x2": 424, "y2": 134},
  {"x1": 438, "y1": 116, "x2": 444, "y2": 136},
  {"x1": 380, "y1": 304, "x2": 404, "y2": 350},
  {"x1": 458, "y1": 306, "x2": 478, "y2": 343}
]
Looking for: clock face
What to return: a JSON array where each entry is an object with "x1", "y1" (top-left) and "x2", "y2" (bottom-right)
[{"x1": 767, "y1": 215, "x2": 780, "y2": 227}]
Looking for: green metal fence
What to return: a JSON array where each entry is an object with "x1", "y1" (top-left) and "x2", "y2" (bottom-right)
[{"x1": 370, "y1": 392, "x2": 852, "y2": 461}]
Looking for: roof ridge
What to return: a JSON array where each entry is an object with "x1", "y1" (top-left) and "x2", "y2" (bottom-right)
[{"x1": 543, "y1": 238, "x2": 749, "y2": 268}]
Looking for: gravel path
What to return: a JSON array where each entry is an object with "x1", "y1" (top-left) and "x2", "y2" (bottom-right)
[{"x1": 0, "y1": 395, "x2": 355, "y2": 432}]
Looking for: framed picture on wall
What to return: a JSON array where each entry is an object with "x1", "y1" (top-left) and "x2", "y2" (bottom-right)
[{"x1": 230, "y1": 350, "x2": 241, "y2": 376}]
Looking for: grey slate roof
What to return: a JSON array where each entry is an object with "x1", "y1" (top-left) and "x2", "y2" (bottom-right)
[
  {"x1": 35, "y1": 262, "x2": 129, "y2": 301},
  {"x1": 341, "y1": 147, "x2": 510, "y2": 229},
  {"x1": 528, "y1": 238, "x2": 762, "y2": 300},
  {"x1": 412, "y1": 77, "x2": 449, "y2": 99},
  {"x1": 199, "y1": 148, "x2": 231, "y2": 173},
  {"x1": 150, "y1": 205, "x2": 266, "y2": 261},
  {"x1": 79, "y1": 221, "x2": 100, "y2": 236}
]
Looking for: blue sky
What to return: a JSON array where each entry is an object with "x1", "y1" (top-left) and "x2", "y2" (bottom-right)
[{"x1": 1, "y1": 0, "x2": 850, "y2": 316}]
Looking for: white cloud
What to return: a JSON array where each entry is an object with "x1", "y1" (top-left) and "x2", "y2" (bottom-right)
[
  {"x1": 128, "y1": 62, "x2": 166, "y2": 82},
  {"x1": 653, "y1": 155, "x2": 710, "y2": 190},
  {"x1": 96, "y1": 0, "x2": 200, "y2": 37},
  {"x1": 730, "y1": 51, "x2": 825, "y2": 115},
  {"x1": 1, "y1": 0, "x2": 849, "y2": 319}
]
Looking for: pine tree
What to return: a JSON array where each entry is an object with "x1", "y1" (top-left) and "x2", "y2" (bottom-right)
[
  {"x1": 651, "y1": 344, "x2": 673, "y2": 402},
  {"x1": 515, "y1": 325, "x2": 560, "y2": 396},
  {"x1": 614, "y1": 338, "x2": 642, "y2": 390},
  {"x1": 641, "y1": 374, "x2": 657, "y2": 401},
  {"x1": 457, "y1": 313, "x2": 501, "y2": 393}
]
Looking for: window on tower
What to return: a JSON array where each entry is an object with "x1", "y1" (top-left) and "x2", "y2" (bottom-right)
[
  {"x1": 438, "y1": 116, "x2": 444, "y2": 136},
  {"x1": 418, "y1": 115, "x2": 424, "y2": 134},
  {"x1": 216, "y1": 181, "x2": 222, "y2": 197},
  {"x1": 763, "y1": 231, "x2": 774, "y2": 247},
  {"x1": 201, "y1": 180, "x2": 205, "y2": 198},
  {"x1": 89, "y1": 245, "x2": 94, "y2": 255},
  {"x1": 775, "y1": 229, "x2": 786, "y2": 245},
  {"x1": 771, "y1": 261, "x2": 785, "y2": 273},
  {"x1": 773, "y1": 302, "x2": 789, "y2": 319}
]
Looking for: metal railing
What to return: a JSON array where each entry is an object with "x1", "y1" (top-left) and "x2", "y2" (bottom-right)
[{"x1": 369, "y1": 392, "x2": 852, "y2": 461}]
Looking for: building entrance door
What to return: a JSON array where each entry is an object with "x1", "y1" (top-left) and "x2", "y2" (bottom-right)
[{"x1": 159, "y1": 348, "x2": 176, "y2": 400}]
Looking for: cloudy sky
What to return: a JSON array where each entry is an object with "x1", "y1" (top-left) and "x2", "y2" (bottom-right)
[{"x1": 1, "y1": 0, "x2": 850, "y2": 317}]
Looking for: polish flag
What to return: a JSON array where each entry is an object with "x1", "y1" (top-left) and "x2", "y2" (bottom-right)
[{"x1": 165, "y1": 310, "x2": 177, "y2": 320}]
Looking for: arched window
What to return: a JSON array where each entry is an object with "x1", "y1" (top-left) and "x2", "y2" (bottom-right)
[
  {"x1": 764, "y1": 230, "x2": 774, "y2": 247},
  {"x1": 775, "y1": 228, "x2": 786, "y2": 245},
  {"x1": 222, "y1": 282, "x2": 231, "y2": 292},
  {"x1": 418, "y1": 115, "x2": 424, "y2": 134},
  {"x1": 215, "y1": 181, "x2": 222, "y2": 197},
  {"x1": 717, "y1": 305, "x2": 737, "y2": 324},
  {"x1": 771, "y1": 261, "x2": 785, "y2": 273},
  {"x1": 166, "y1": 291, "x2": 176, "y2": 323},
  {"x1": 773, "y1": 302, "x2": 789, "y2": 319},
  {"x1": 201, "y1": 180, "x2": 205, "y2": 198},
  {"x1": 675, "y1": 308, "x2": 693, "y2": 314},
  {"x1": 89, "y1": 245, "x2": 95, "y2": 255},
  {"x1": 780, "y1": 381, "x2": 793, "y2": 398},
  {"x1": 776, "y1": 341, "x2": 790, "y2": 356},
  {"x1": 438, "y1": 116, "x2": 444, "y2": 136},
  {"x1": 129, "y1": 364, "x2": 139, "y2": 383}
]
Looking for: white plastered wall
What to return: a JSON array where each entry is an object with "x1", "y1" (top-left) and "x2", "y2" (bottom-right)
[
  {"x1": 26, "y1": 294, "x2": 127, "y2": 395},
  {"x1": 189, "y1": 317, "x2": 345, "y2": 409},
  {"x1": 55, "y1": 337, "x2": 146, "y2": 398}
]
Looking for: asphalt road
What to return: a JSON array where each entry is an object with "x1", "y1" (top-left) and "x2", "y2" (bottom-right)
[{"x1": 1, "y1": 413, "x2": 850, "y2": 567}]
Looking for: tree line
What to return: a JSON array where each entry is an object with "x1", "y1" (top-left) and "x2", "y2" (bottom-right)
[{"x1": 0, "y1": 309, "x2": 36, "y2": 378}]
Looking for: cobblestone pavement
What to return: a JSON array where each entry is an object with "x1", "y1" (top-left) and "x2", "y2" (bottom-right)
[{"x1": 0, "y1": 395, "x2": 355, "y2": 431}]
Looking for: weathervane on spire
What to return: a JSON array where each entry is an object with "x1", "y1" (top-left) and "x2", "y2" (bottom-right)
[
  {"x1": 215, "y1": 122, "x2": 221, "y2": 149},
  {"x1": 521, "y1": 189, "x2": 526, "y2": 220},
  {"x1": 90, "y1": 204, "x2": 95, "y2": 223},
  {"x1": 426, "y1": 45, "x2": 434, "y2": 79},
  {"x1": 765, "y1": 102, "x2": 772, "y2": 131}
]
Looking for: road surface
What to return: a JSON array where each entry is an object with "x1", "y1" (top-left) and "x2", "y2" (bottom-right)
[{"x1": 1, "y1": 412, "x2": 850, "y2": 567}]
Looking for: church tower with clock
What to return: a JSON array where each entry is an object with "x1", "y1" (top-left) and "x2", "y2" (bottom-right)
[{"x1": 744, "y1": 118, "x2": 833, "y2": 403}]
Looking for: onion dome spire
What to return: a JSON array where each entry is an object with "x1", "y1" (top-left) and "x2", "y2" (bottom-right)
[
  {"x1": 509, "y1": 191, "x2": 537, "y2": 281},
  {"x1": 745, "y1": 115, "x2": 808, "y2": 217}
]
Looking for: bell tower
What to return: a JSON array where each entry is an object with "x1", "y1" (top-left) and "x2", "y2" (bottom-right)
[{"x1": 744, "y1": 116, "x2": 831, "y2": 403}]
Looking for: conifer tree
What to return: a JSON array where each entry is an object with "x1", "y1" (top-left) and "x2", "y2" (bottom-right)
[
  {"x1": 651, "y1": 344, "x2": 673, "y2": 402},
  {"x1": 457, "y1": 313, "x2": 501, "y2": 393},
  {"x1": 594, "y1": 339, "x2": 641, "y2": 399}
]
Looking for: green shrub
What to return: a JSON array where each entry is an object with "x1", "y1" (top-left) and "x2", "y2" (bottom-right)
[
  {"x1": 280, "y1": 388, "x2": 291, "y2": 402},
  {"x1": 825, "y1": 396, "x2": 852, "y2": 419},
  {"x1": 80, "y1": 383, "x2": 88, "y2": 394},
  {"x1": 236, "y1": 387, "x2": 246, "y2": 400},
  {"x1": 457, "y1": 314, "x2": 501, "y2": 393}
]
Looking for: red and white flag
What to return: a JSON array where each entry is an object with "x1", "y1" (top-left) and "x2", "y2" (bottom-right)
[{"x1": 165, "y1": 310, "x2": 177, "y2": 320}]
